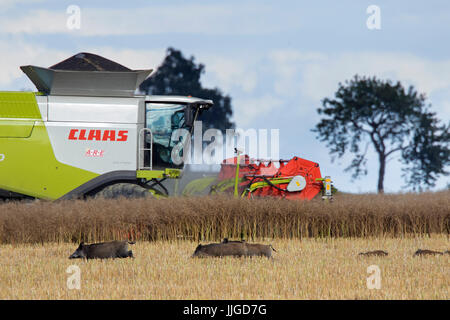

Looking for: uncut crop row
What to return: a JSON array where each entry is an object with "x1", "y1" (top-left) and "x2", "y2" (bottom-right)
[{"x1": 0, "y1": 192, "x2": 448, "y2": 244}]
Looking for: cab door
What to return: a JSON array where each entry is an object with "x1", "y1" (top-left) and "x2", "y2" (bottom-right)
[{"x1": 144, "y1": 102, "x2": 188, "y2": 170}]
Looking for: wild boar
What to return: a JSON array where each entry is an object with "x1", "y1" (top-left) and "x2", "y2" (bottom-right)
[
  {"x1": 244, "y1": 243, "x2": 277, "y2": 258},
  {"x1": 191, "y1": 242, "x2": 248, "y2": 258},
  {"x1": 358, "y1": 250, "x2": 388, "y2": 257},
  {"x1": 69, "y1": 241, "x2": 135, "y2": 260},
  {"x1": 413, "y1": 249, "x2": 443, "y2": 257}
]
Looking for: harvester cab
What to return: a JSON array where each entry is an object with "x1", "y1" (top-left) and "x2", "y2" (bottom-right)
[
  {"x1": 143, "y1": 97, "x2": 211, "y2": 171},
  {"x1": 0, "y1": 53, "x2": 212, "y2": 200}
]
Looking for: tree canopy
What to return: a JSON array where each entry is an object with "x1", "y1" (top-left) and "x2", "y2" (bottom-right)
[
  {"x1": 313, "y1": 75, "x2": 449, "y2": 192},
  {"x1": 139, "y1": 47, "x2": 235, "y2": 132}
]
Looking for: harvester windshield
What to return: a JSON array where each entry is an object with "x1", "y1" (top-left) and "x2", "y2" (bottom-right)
[
  {"x1": 146, "y1": 103, "x2": 185, "y2": 167},
  {"x1": 147, "y1": 103, "x2": 185, "y2": 146},
  {"x1": 145, "y1": 102, "x2": 190, "y2": 169}
]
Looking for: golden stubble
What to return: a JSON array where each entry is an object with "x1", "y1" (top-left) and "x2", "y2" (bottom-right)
[{"x1": 0, "y1": 236, "x2": 448, "y2": 300}]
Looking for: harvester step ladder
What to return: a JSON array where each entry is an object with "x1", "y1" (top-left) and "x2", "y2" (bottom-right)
[{"x1": 138, "y1": 128, "x2": 153, "y2": 171}]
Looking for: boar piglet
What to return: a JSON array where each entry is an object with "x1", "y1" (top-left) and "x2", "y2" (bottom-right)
[
  {"x1": 413, "y1": 249, "x2": 443, "y2": 257},
  {"x1": 358, "y1": 250, "x2": 388, "y2": 257}
]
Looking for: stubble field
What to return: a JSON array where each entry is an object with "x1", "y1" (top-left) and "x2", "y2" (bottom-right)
[
  {"x1": 0, "y1": 236, "x2": 448, "y2": 299},
  {"x1": 0, "y1": 191, "x2": 448, "y2": 299}
]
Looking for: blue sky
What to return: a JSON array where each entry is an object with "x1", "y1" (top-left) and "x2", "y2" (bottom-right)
[{"x1": 1, "y1": 0, "x2": 449, "y2": 192}]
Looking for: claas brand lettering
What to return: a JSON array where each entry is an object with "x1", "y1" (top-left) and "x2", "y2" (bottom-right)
[{"x1": 68, "y1": 129, "x2": 128, "y2": 141}]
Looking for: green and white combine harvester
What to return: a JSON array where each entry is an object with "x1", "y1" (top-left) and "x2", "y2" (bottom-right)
[
  {"x1": 0, "y1": 53, "x2": 212, "y2": 200},
  {"x1": 0, "y1": 53, "x2": 334, "y2": 201}
]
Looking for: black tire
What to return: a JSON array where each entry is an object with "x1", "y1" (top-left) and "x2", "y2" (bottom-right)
[{"x1": 94, "y1": 183, "x2": 154, "y2": 199}]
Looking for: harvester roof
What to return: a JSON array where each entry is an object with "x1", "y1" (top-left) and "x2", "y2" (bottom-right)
[
  {"x1": 146, "y1": 95, "x2": 213, "y2": 109},
  {"x1": 50, "y1": 52, "x2": 131, "y2": 72}
]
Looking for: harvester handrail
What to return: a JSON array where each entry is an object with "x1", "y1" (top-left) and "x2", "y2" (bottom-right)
[
  {"x1": 243, "y1": 174, "x2": 294, "y2": 179},
  {"x1": 138, "y1": 128, "x2": 153, "y2": 170}
]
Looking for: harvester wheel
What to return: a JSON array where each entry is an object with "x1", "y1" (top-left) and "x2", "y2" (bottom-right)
[{"x1": 94, "y1": 183, "x2": 155, "y2": 199}]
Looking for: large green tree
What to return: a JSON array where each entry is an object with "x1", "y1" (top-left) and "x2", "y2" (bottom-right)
[
  {"x1": 139, "y1": 47, "x2": 235, "y2": 131},
  {"x1": 313, "y1": 75, "x2": 449, "y2": 193}
]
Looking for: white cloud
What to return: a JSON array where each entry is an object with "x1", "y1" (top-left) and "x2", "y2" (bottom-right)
[
  {"x1": 0, "y1": 9, "x2": 66, "y2": 34},
  {"x1": 0, "y1": 4, "x2": 301, "y2": 36},
  {"x1": 198, "y1": 55, "x2": 259, "y2": 94},
  {"x1": 0, "y1": 0, "x2": 45, "y2": 9},
  {"x1": 268, "y1": 50, "x2": 327, "y2": 97},
  {"x1": 0, "y1": 39, "x2": 69, "y2": 87},
  {"x1": 0, "y1": 39, "x2": 165, "y2": 89},
  {"x1": 268, "y1": 50, "x2": 450, "y2": 119},
  {"x1": 300, "y1": 52, "x2": 450, "y2": 101},
  {"x1": 1, "y1": 38, "x2": 448, "y2": 125},
  {"x1": 233, "y1": 94, "x2": 282, "y2": 127}
]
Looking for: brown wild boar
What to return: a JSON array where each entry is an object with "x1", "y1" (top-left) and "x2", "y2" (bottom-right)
[
  {"x1": 69, "y1": 241, "x2": 135, "y2": 259},
  {"x1": 413, "y1": 249, "x2": 443, "y2": 257},
  {"x1": 244, "y1": 243, "x2": 277, "y2": 258},
  {"x1": 358, "y1": 250, "x2": 388, "y2": 257},
  {"x1": 192, "y1": 242, "x2": 248, "y2": 258}
]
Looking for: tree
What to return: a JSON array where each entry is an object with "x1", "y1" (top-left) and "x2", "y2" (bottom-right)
[
  {"x1": 313, "y1": 75, "x2": 449, "y2": 193},
  {"x1": 139, "y1": 47, "x2": 235, "y2": 131}
]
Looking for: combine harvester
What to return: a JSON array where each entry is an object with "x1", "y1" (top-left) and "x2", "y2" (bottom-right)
[
  {"x1": 182, "y1": 151, "x2": 335, "y2": 201},
  {"x1": 0, "y1": 53, "x2": 212, "y2": 200},
  {"x1": 0, "y1": 52, "x2": 333, "y2": 201}
]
